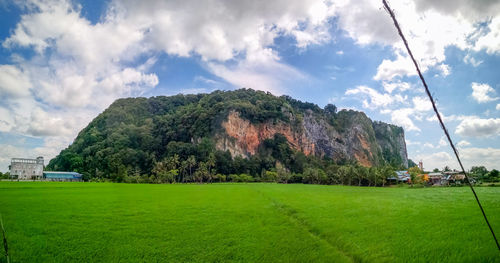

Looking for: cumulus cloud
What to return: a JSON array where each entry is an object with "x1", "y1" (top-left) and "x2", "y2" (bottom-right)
[
  {"x1": 389, "y1": 108, "x2": 420, "y2": 132},
  {"x1": 463, "y1": 53, "x2": 483, "y2": 67},
  {"x1": 382, "y1": 80, "x2": 411, "y2": 93},
  {"x1": 0, "y1": 0, "x2": 338, "y2": 138},
  {"x1": 339, "y1": 0, "x2": 500, "y2": 82},
  {"x1": 412, "y1": 96, "x2": 432, "y2": 112},
  {"x1": 426, "y1": 113, "x2": 478, "y2": 123},
  {"x1": 459, "y1": 147, "x2": 500, "y2": 170},
  {"x1": 455, "y1": 118, "x2": 500, "y2": 137},
  {"x1": 414, "y1": 151, "x2": 453, "y2": 171},
  {"x1": 379, "y1": 95, "x2": 433, "y2": 132},
  {"x1": 0, "y1": 65, "x2": 32, "y2": 98},
  {"x1": 207, "y1": 48, "x2": 306, "y2": 95},
  {"x1": 473, "y1": 17, "x2": 500, "y2": 55},
  {"x1": 345, "y1": 84, "x2": 436, "y2": 133},
  {"x1": 471, "y1": 82, "x2": 498, "y2": 103},
  {"x1": 423, "y1": 142, "x2": 434, "y2": 148},
  {"x1": 414, "y1": 147, "x2": 500, "y2": 171},
  {"x1": 345, "y1": 85, "x2": 405, "y2": 110},
  {"x1": 373, "y1": 54, "x2": 416, "y2": 81}
]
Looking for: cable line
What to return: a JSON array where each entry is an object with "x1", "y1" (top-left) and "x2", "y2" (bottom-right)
[{"x1": 382, "y1": 0, "x2": 500, "y2": 251}]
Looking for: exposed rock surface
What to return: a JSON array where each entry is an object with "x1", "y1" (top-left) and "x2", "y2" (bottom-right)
[{"x1": 217, "y1": 109, "x2": 407, "y2": 167}]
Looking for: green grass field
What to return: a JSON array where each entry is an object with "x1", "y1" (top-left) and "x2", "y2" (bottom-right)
[{"x1": 0, "y1": 182, "x2": 499, "y2": 262}]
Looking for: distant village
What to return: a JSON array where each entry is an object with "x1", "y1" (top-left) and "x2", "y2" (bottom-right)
[
  {"x1": 392, "y1": 170, "x2": 468, "y2": 186},
  {"x1": 392, "y1": 161, "x2": 474, "y2": 186},
  {"x1": 1, "y1": 157, "x2": 496, "y2": 186}
]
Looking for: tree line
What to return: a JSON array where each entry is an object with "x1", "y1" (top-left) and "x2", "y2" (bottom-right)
[{"x1": 95, "y1": 152, "x2": 398, "y2": 187}]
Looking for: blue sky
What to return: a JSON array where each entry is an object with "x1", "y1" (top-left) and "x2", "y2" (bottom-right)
[{"x1": 0, "y1": 0, "x2": 499, "y2": 172}]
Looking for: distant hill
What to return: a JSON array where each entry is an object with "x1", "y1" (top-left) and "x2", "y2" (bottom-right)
[{"x1": 47, "y1": 89, "x2": 407, "y2": 180}]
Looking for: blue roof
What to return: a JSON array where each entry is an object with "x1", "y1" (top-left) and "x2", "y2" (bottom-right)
[
  {"x1": 395, "y1": 171, "x2": 408, "y2": 177},
  {"x1": 43, "y1": 171, "x2": 82, "y2": 179}
]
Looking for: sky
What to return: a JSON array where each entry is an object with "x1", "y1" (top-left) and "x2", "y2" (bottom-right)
[{"x1": 0, "y1": 0, "x2": 499, "y2": 172}]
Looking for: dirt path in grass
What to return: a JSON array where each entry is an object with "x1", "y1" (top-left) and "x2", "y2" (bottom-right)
[{"x1": 250, "y1": 186, "x2": 357, "y2": 263}]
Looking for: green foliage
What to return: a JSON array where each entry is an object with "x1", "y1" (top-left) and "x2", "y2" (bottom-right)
[
  {"x1": 46, "y1": 89, "x2": 407, "y2": 184},
  {"x1": 408, "y1": 159, "x2": 417, "y2": 168},
  {"x1": 408, "y1": 166, "x2": 424, "y2": 186},
  {"x1": 303, "y1": 167, "x2": 327, "y2": 184}
]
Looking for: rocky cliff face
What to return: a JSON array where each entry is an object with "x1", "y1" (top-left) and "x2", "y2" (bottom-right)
[
  {"x1": 372, "y1": 121, "x2": 408, "y2": 168},
  {"x1": 216, "y1": 108, "x2": 404, "y2": 167}
]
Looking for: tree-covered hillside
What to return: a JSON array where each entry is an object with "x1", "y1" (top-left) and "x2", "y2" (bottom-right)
[{"x1": 47, "y1": 89, "x2": 406, "y2": 184}]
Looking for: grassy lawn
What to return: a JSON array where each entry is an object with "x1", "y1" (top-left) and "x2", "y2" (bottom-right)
[{"x1": 0, "y1": 182, "x2": 499, "y2": 262}]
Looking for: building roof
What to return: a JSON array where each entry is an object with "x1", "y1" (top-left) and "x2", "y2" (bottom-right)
[{"x1": 43, "y1": 171, "x2": 82, "y2": 179}]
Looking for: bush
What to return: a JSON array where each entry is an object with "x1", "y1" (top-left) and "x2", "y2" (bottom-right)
[
  {"x1": 289, "y1": 173, "x2": 303, "y2": 183},
  {"x1": 239, "y1": 174, "x2": 254, "y2": 182}
]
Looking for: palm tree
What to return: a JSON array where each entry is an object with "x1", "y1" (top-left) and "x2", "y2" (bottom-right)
[
  {"x1": 186, "y1": 155, "x2": 196, "y2": 182},
  {"x1": 206, "y1": 153, "x2": 216, "y2": 183}
]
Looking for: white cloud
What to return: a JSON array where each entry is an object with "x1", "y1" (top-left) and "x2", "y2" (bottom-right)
[
  {"x1": 413, "y1": 147, "x2": 500, "y2": 171},
  {"x1": 414, "y1": 151, "x2": 453, "y2": 171},
  {"x1": 455, "y1": 118, "x2": 500, "y2": 137},
  {"x1": 207, "y1": 49, "x2": 306, "y2": 95},
  {"x1": 497, "y1": 104, "x2": 500, "y2": 111},
  {"x1": 426, "y1": 113, "x2": 477, "y2": 123},
  {"x1": 459, "y1": 147, "x2": 500, "y2": 170},
  {"x1": 334, "y1": 0, "x2": 399, "y2": 46},
  {"x1": 336, "y1": 50, "x2": 344, "y2": 55},
  {"x1": 382, "y1": 80, "x2": 411, "y2": 93},
  {"x1": 335, "y1": 0, "x2": 500, "y2": 81},
  {"x1": 413, "y1": 0, "x2": 500, "y2": 20},
  {"x1": 412, "y1": 96, "x2": 432, "y2": 112},
  {"x1": 463, "y1": 53, "x2": 483, "y2": 67},
  {"x1": 473, "y1": 17, "x2": 500, "y2": 55},
  {"x1": 423, "y1": 142, "x2": 434, "y2": 148},
  {"x1": 438, "y1": 136, "x2": 447, "y2": 147},
  {"x1": 0, "y1": 65, "x2": 32, "y2": 98},
  {"x1": 471, "y1": 82, "x2": 498, "y2": 103},
  {"x1": 390, "y1": 108, "x2": 420, "y2": 132},
  {"x1": 26, "y1": 107, "x2": 74, "y2": 137},
  {"x1": 373, "y1": 53, "x2": 416, "y2": 81},
  {"x1": 0, "y1": 0, "x2": 340, "y2": 147},
  {"x1": 457, "y1": 140, "x2": 470, "y2": 147},
  {"x1": 345, "y1": 85, "x2": 401, "y2": 109},
  {"x1": 436, "y1": 63, "x2": 451, "y2": 76},
  {"x1": 422, "y1": 137, "x2": 446, "y2": 149}
]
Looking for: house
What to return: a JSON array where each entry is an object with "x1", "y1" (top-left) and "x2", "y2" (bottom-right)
[
  {"x1": 446, "y1": 173, "x2": 466, "y2": 185},
  {"x1": 428, "y1": 172, "x2": 444, "y2": 185},
  {"x1": 9, "y1": 157, "x2": 44, "y2": 180},
  {"x1": 395, "y1": 170, "x2": 410, "y2": 183}
]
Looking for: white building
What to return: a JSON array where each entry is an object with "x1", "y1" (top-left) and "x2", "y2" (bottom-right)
[{"x1": 10, "y1": 157, "x2": 44, "y2": 180}]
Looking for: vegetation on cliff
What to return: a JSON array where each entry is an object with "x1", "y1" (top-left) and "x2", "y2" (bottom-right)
[{"x1": 47, "y1": 89, "x2": 407, "y2": 183}]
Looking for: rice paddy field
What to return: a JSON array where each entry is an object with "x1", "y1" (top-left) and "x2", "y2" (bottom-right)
[{"x1": 0, "y1": 182, "x2": 499, "y2": 262}]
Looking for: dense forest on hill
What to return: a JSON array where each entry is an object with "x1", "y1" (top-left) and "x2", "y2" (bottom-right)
[{"x1": 47, "y1": 89, "x2": 408, "y2": 185}]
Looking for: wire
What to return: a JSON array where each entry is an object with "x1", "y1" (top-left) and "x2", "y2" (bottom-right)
[
  {"x1": 382, "y1": 0, "x2": 500, "y2": 251},
  {"x1": 0, "y1": 214, "x2": 9, "y2": 263}
]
